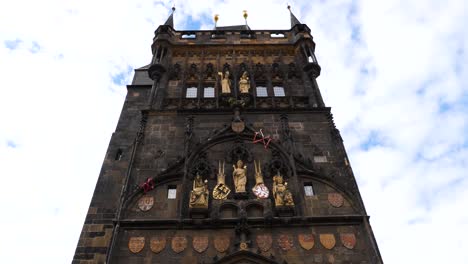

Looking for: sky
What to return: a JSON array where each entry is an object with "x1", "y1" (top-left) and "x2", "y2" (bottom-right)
[{"x1": 0, "y1": 0, "x2": 467, "y2": 263}]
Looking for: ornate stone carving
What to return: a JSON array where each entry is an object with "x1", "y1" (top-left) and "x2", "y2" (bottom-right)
[
  {"x1": 256, "y1": 234, "x2": 272, "y2": 252},
  {"x1": 128, "y1": 237, "x2": 145, "y2": 253},
  {"x1": 232, "y1": 160, "x2": 247, "y2": 193},
  {"x1": 320, "y1": 234, "x2": 336, "y2": 250},
  {"x1": 214, "y1": 236, "x2": 230, "y2": 253},
  {"x1": 171, "y1": 236, "x2": 187, "y2": 253},
  {"x1": 213, "y1": 161, "x2": 231, "y2": 200},
  {"x1": 277, "y1": 234, "x2": 293, "y2": 251},
  {"x1": 193, "y1": 236, "x2": 209, "y2": 253},
  {"x1": 218, "y1": 70, "x2": 231, "y2": 94},
  {"x1": 137, "y1": 195, "x2": 154, "y2": 211},
  {"x1": 252, "y1": 160, "x2": 269, "y2": 199},
  {"x1": 272, "y1": 172, "x2": 294, "y2": 206},
  {"x1": 298, "y1": 234, "x2": 315, "y2": 250},
  {"x1": 150, "y1": 236, "x2": 166, "y2": 253},
  {"x1": 189, "y1": 152, "x2": 214, "y2": 179},
  {"x1": 238, "y1": 71, "x2": 250, "y2": 94},
  {"x1": 189, "y1": 174, "x2": 209, "y2": 208},
  {"x1": 226, "y1": 140, "x2": 253, "y2": 164},
  {"x1": 340, "y1": 233, "x2": 356, "y2": 249},
  {"x1": 328, "y1": 193, "x2": 344, "y2": 208}
]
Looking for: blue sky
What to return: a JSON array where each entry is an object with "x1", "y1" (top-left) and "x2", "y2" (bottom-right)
[{"x1": 0, "y1": 0, "x2": 467, "y2": 263}]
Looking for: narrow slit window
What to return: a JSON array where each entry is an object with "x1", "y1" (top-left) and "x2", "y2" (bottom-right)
[
  {"x1": 256, "y1": 86, "x2": 268, "y2": 97},
  {"x1": 167, "y1": 185, "x2": 177, "y2": 199},
  {"x1": 273, "y1": 86, "x2": 285, "y2": 97},
  {"x1": 186, "y1": 87, "x2": 198, "y2": 98},
  {"x1": 114, "y1": 149, "x2": 123, "y2": 160},
  {"x1": 204, "y1": 87, "x2": 215, "y2": 98},
  {"x1": 304, "y1": 183, "x2": 314, "y2": 197}
]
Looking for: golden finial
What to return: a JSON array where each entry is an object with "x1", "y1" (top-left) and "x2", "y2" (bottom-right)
[
  {"x1": 214, "y1": 14, "x2": 219, "y2": 27},
  {"x1": 243, "y1": 10, "x2": 248, "y2": 19}
]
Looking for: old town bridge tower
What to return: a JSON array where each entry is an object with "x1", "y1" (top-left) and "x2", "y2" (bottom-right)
[{"x1": 73, "y1": 7, "x2": 383, "y2": 264}]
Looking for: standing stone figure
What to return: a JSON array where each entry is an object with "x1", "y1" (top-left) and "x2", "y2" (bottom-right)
[
  {"x1": 232, "y1": 160, "x2": 247, "y2": 193},
  {"x1": 218, "y1": 71, "x2": 231, "y2": 93},
  {"x1": 272, "y1": 172, "x2": 294, "y2": 206},
  {"x1": 238, "y1": 71, "x2": 250, "y2": 93},
  {"x1": 189, "y1": 174, "x2": 209, "y2": 208}
]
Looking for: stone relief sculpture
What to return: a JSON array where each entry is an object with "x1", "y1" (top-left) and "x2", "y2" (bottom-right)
[
  {"x1": 252, "y1": 160, "x2": 269, "y2": 199},
  {"x1": 189, "y1": 174, "x2": 209, "y2": 208},
  {"x1": 232, "y1": 160, "x2": 247, "y2": 193},
  {"x1": 213, "y1": 160, "x2": 231, "y2": 200},
  {"x1": 238, "y1": 71, "x2": 250, "y2": 94},
  {"x1": 272, "y1": 172, "x2": 294, "y2": 206},
  {"x1": 218, "y1": 71, "x2": 231, "y2": 93}
]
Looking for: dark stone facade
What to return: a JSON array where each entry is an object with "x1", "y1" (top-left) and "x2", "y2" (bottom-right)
[{"x1": 73, "y1": 19, "x2": 382, "y2": 264}]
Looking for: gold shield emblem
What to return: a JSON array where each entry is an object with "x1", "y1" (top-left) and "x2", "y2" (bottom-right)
[
  {"x1": 320, "y1": 234, "x2": 336, "y2": 250},
  {"x1": 328, "y1": 193, "x2": 344, "y2": 207},
  {"x1": 171, "y1": 236, "x2": 187, "y2": 253},
  {"x1": 193, "y1": 236, "x2": 209, "y2": 253},
  {"x1": 298, "y1": 234, "x2": 315, "y2": 250},
  {"x1": 340, "y1": 233, "x2": 356, "y2": 249},
  {"x1": 231, "y1": 120, "x2": 245, "y2": 133},
  {"x1": 256, "y1": 234, "x2": 272, "y2": 252},
  {"x1": 150, "y1": 236, "x2": 166, "y2": 253},
  {"x1": 277, "y1": 234, "x2": 293, "y2": 251},
  {"x1": 214, "y1": 236, "x2": 230, "y2": 253},
  {"x1": 128, "y1": 237, "x2": 145, "y2": 253},
  {"x1": 138, "y1": 195, "x2": 154, "y2": 211}
]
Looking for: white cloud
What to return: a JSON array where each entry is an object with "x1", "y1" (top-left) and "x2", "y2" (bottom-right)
[{"x1": 0, "y1": 0, "x2": 467, "y2": 263}]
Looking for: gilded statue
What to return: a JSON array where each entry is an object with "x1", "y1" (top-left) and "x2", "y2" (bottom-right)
[
  {"x1": 213, "y1": 161, "x2": 231, "y2": 200},
  {"x1": 218, "y1": 71, "x2": 231, "y2": 93},
  {"x1": 272, "y1": 172, "x2": 294, "y2": 206},
  {"x1": 189, "y1": 174, "x2": 209, "y2": 208},
  {"x1": 232, "y1": 160, "x2": 247, "y2": 193},
  {"x1": 252, "y1": 160, "x2": 269, "y2": 199},
  {"x1": 238, "y1": 71, "x2": 250, "y2": 94}
]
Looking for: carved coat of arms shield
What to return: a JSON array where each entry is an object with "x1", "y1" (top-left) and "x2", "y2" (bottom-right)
[
  {"x1": 128, "y1": 237, "x2": 145, "y2": 253},
  {"x1": 277, "y1": 234, "x2": 293, "y2": 251},
  {"x1": 171, "y1": 236, "x2": 187, "y2": 253},
  {"x1": 193, "y1": 236, "x2": 209, "y2": 253},
  {"x1": 328, "y1": 193, "x2": 344, "y2": 208},
  {"x1": 298, "y1": 234, "x2": 315, "y2": 250},
  {"x1": 231, "y1": 120, "x2": 245, "y2": 133},
  {"x1": 256, "y1": 234, "x2": 272, "y2": 252},
  {"x1": 320, "y1": 234, "x2": 336, "y2": 250},
  {"x1": 138, "y1": 195, "x2": 154, "y2": 211},
  {"x1": 150, "y1": 236, "x2": 166, "y2": 253},
  {"x1": 214, "y1": 236, "x2": 230, "y2": 253},
  {"x1": 340, "y1": 233, "x2": 356, "y2": 249}
]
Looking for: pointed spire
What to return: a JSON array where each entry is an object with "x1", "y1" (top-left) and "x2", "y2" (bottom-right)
[
  {"x1": 243, "y1": 10, "x2": 248, "y2": 26},
  {"x1": 164, "y1": 6, "x2": 176, "y2": 28},
  {"x1": 287, "y1": 4, "x2": 301, "y2": 28}
]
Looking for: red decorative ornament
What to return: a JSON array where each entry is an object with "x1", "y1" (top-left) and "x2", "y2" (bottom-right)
[
  {"x1": 252, "y1": 129, "x2": 272, "y2": 149},
  {"x1": 140, "y1": 177, "x2": 155, "y2": 193}
]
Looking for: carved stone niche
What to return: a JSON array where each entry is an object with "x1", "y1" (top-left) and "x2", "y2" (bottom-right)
[
  {"x1": 188, "y1": 152, "x2": 215, "y2": 180},
  {"x1": 225, "y1": 140, "x2": 253, "y2": 164},
  {"x1": 262, "y1": 150, "x2": 290, "y2": 179}
]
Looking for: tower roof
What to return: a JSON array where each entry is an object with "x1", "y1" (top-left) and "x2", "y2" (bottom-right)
[
  {"x1": 164, "y1": 6, "x2": 175, "y2": 28},
  {"x1": 288, "y1": 5, "x2": 301, "y2": 28}
]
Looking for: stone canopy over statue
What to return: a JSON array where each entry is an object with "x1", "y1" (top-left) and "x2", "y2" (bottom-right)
[
  {"x1": 189, "y1": 174, "x2": 209, "y2": 208},
  {"x1": 232, "y1": 160, "x2": 247, "y2": 193},
  {"x1": 218, "y1": 71, "x2": 231, "y2": 94},
  {"x1": 238, "y1": 71, "x2": 250, "y2": 94}
]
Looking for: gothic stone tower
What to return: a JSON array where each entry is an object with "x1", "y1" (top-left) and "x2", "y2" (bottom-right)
[{"x1": 73, "y1": 8, "x2": 383, "y2": 264}]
